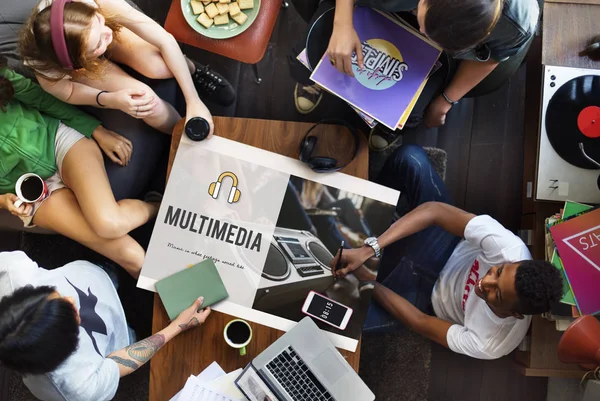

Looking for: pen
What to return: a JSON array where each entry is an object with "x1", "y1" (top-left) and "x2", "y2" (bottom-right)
[{"x1": 334, "y1": 241, "x2": 344, "y2": 279}]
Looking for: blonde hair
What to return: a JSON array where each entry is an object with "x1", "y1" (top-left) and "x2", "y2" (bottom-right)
[{"x1": 19, "y1": 0, "x2": 121, "y2": 81}]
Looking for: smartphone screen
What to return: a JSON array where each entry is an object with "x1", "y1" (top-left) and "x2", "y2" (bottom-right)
[{"x1": 305, "y1": 293, "x2": 350, "y2": 328}]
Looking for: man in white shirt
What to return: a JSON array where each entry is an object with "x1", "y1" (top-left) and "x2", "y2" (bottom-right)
[
  {"x1": 333, "y1": 145, "x2": 563, "y2": 360},
  {"x1": 0, "y1": 251, "x2": 211, "y2": 401}
]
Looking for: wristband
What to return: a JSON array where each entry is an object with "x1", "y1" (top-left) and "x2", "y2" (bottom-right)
[
  {"x1": 441, "y1": 91, "x2": 458, "y2": 106},
  {"x1": 96, "y1": 90, "x2": 108, "y2": 107}
]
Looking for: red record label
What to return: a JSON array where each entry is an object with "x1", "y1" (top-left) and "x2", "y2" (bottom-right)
[{"x1": 578, "y1": 106, "x2": 600, "y2": 138}]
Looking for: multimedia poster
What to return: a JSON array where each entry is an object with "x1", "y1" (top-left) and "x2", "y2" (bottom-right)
[{"x1": 139, "y1": 136, "x2": 399, "y2": 351}]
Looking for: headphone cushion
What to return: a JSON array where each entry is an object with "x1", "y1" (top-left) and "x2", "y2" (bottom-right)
[
  {"x1": 208, "y1": 182, "x2": 217, "y2": 196},
  {"x1": 232, "y1": 189, "x2": 241, "y2": 203},
  {"x1": 308, "y1": 156, "x2": 337, "y2": 172},
  {"x1": 299, "y1": 136, "x2": 317, "y2": 162}
]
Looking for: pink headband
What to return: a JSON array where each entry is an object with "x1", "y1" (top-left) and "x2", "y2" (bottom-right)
[{"x1": 50, "y1": 0, "x2": 74, "y2": 70}]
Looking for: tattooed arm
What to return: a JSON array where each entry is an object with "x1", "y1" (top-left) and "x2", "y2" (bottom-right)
[{"x1": 107, "y1": 296, "x2": 212, "y2": 377}]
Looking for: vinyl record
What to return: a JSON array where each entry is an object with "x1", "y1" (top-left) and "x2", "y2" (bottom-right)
[{"x1": 546, "y1": 75, "x2": 600, "y2": 169}]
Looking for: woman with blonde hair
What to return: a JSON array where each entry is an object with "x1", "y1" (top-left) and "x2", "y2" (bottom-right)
[{"x1": 20, "y1": 0, "x2": 235, "y2": 136}]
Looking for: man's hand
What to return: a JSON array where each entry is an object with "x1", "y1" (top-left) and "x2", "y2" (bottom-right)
[
  {"x1": 424, "y1": 95, "x2": 453, "y2": 128},
  {"x1": 172, "y1": 296, "x2": 212, "y2": 333},
  {"x1": 0, "y1": 194, "x2": 33, "y2": 217},
  {"x1": 331, "y1": 246, "x2": 374, "y2": 278},
  {"x1": 186, "y1": 101, "x2": 214, "y2": 139},
  {"x1": 327, "y1": 22, "x2": 364, "y2": 77},
  {"x1": 92, "y1": 126, "x2": 133, "y2": 166}
]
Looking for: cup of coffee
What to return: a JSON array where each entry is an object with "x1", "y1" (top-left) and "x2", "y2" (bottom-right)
[
  {"x1": 14, "y1": 173, "x2": 49, "y2": 210},
  {"x1": 224, "y1": 319, "x2": 252, "y2": 356}
]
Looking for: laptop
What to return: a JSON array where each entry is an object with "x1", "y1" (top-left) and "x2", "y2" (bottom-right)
[{"x1": 235, "y1": 317, "x2": 375, "y2": 401}]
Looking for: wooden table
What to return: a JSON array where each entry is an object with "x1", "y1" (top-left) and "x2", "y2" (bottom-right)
[
  {"x1": 542, "y1": 0, "x2": 600, "y2": 69},
  {"x1": 149, "y1": 117, "x2": 368, "y2": 401}
]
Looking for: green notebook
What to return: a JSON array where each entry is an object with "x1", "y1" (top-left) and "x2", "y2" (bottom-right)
[{"x1": 155, "y1": 259, "x2": 229, "y2": 321}]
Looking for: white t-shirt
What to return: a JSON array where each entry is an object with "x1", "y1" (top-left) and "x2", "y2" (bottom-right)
[
  {"x1": 0, "y1": 251, "x2": 129, "y2": 401},
  {"x1": 431, "y1": 215, "x2": 532, "y2": 360}
]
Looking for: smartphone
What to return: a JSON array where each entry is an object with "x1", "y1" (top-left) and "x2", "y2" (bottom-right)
[{"x1": 301, "y1": 291, "x2": 353, "y2": 330}]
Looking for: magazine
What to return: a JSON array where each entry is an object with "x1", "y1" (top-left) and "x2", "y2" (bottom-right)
[
  {"x1": 309, "y1": 7, "x2": 441, "y2": 130},
  {"x1": 139, "y1": 135, "x2": 400, "y2": 351},
  {"x1": 550, "y1": 207, "x2": 600, "y2": 315}
]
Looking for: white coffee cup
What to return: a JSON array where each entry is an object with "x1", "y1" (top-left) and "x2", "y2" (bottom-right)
[{"x1": 14, "y1": 173, "x2": 49, "y2": 209}]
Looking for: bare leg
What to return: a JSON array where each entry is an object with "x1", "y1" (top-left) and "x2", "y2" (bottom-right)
[
  {"x1": 110, "y1": 27, "x2": 196, "y2": 78},
  {"x1": 61, "y1": 137, "x2": 158, "y2": 239},
  {"x1": 75, "y1": 61, "x2": 180, "y2": 134},
  {"x1": 33, "y1": 189, "x2": 145, "y2": 278}
]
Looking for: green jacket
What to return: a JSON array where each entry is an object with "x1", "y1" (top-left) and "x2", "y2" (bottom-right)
[{"x1": 0, "y1": 67, "x2": 101, "y2": 194}]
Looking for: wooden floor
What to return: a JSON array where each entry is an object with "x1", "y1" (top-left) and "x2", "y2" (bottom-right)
[{"x1": 0, "y1": 1, "x2": 549, "y2": 400}]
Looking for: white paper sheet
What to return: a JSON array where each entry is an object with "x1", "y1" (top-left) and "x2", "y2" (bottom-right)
[{"x1": 170, "y1": 362, "x2": 246, "y2": 401}]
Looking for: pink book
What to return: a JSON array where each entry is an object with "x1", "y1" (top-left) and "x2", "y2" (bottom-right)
[{"x1": 550, "y1": 208, "x2": 600, "y2": 315}]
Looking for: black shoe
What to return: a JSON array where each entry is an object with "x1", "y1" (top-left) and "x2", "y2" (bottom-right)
[
  {"x1": 368, "y1": 125, "x2": 403, "y2": 152},
  {"x1": 192, "y1": 63, "x2": 236, "y2": 107}
]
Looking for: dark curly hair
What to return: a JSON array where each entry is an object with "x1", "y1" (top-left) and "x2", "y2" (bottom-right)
[
  {"x1": 514, "y1": 260, "x2": 564, "y2": 315},
  {"x1": 0, "y1": 55, "x2": 15, "y2": 111},
  {"x1": 0, "y1": 285, "x2": 80, "y2": 375}
]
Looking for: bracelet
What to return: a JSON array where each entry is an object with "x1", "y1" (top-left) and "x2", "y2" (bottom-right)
[
  {"x1": 96, "y1": 90, "x2": 108, "y2": 107},
  {"x1": 441, "y1": 91, "x2": 458, "y2": 106}
]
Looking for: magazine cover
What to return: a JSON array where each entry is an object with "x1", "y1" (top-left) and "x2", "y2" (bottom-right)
[
  {"x1": 138, "y1": 136, "x2": 399, "y2": 351},
  {"x1": 309, "y1": 7, "x2": 441, "y2": 130},
  {"x1": 550, "y1": 208, "x2": 600, "y2": 315}
]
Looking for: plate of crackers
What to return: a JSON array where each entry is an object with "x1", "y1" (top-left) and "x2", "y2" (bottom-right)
[{"x1": 181, "y1": 0, "x2": 261, "y2": 39}]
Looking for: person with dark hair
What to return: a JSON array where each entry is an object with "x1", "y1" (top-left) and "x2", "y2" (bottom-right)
[
  {"x1": 331, "y1": 144, "x2": 564, "y2": 360},
  {"x1": 289, "y1": 0, "x2": 538, "y2": 132},
  {"x1": 0, "y1": 251, "x2": 212, "y2": 400}
]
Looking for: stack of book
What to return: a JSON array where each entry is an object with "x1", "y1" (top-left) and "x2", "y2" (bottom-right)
[
  {"x1": 544, "y1": 201, "x2": 600, "y2": 330},
  {"x1": 297, "y1": 7, "x2": 442, "y2": 130}
]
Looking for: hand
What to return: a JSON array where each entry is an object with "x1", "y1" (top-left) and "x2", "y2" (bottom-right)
[
  {"x1": 327, "y1": 22, "x2": 364, "y2": 77},
  {"x1": 105, "y1": 89, "x2": 157, "y2": 119},
  {"x1": 172, "y1": 296, "x2": 212, "y2": 333},
  {"x1": 331, "y1": 246, "x2": 374, "y2": 279},
  {"x1": 0, "y1": 193, "x2": 33, "y2": 217},
  {"x1": 424, "y1": 95, "x2": 453, "y2": 128},
  {"x1": 186, "y1": 101, "x2": 214, "y2": 138},
  {"x1": 92, "y1": 126, "x2": 133, "y2": 166}
]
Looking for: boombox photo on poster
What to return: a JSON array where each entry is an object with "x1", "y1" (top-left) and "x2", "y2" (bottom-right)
[{"x1": 138, "y1": 135, "x2": 399, "y2": 351}]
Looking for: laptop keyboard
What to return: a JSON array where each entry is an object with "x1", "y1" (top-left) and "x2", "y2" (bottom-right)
[{"x1": 266, "y1": 346, "x2": 334, "y2": 401}]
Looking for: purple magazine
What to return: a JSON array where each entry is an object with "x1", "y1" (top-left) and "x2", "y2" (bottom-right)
[{"x1": 310, "y1": 7, "x2": 441, "y2": 130}]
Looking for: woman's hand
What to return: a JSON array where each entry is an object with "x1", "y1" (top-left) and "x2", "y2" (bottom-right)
[
  {"x1": 424, "y1": 95, "x2": 454, "y2": 128},
  {"x1": 0, "y1": 194, "x2": 33, "y2": 217},
  {"x1": 104, "y1": 89, "x2": 157, "y2": 119},
  {"x1": 186, "y1": 101, "x2": 214, "y2": 138},
  {"x1": 172, "y1": 296, "x2": 212, "y2": 333},
  {"x1": 331, "y1": 246, "x2": 374, "y2": 278},
  {"x1": 327, "y1": 22, "x2": 364, "y2": 77},
  {"x1": 92, "y1": 126, "x2": 133, "y2": 166}
]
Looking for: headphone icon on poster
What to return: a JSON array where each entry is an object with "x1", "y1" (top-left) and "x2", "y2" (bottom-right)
[{"x1": 208, "y1": 172, "x2": 242, "y2": 204}]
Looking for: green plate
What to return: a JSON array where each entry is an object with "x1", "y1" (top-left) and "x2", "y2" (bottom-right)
[{"x1": 180, "y1": 0, "x2": 261, "y2": 40}]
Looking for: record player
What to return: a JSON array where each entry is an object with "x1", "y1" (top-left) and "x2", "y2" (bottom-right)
[{"x1": 537, "y1": 65, "x2": 600, "y2": 203}]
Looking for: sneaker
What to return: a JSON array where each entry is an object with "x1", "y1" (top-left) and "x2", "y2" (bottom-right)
[
  {"x1": 294, "y1": 83, "x2": 323, "y2": 114},
  {"x1": 192, "y1": 63, "x2": 236, "y2": 107},
  {"x1": 368, "y1": 124, "x2": 403, "y2": 152}
]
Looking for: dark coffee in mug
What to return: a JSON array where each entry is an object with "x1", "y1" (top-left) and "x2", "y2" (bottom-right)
[
  {"x1": 226, "y1": 321, "x2": 251, "y2": 344},
  {"x1": 21, "y1": 176, "x2": 44, "y2": 201}
]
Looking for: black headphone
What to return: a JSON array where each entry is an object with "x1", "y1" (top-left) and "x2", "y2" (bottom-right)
[{"x1": 298, "y1": 119, "x2": 360, "y2": 173}]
